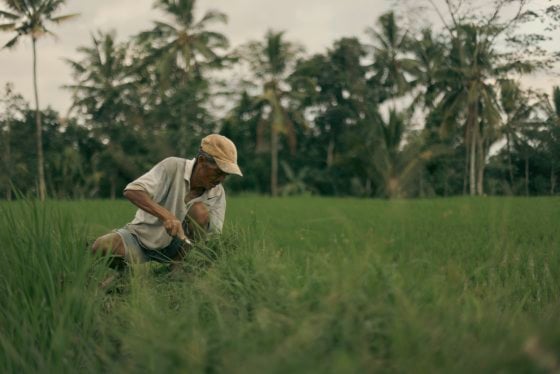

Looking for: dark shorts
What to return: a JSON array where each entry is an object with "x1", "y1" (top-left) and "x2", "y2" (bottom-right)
[{"x1": 115, "y1": 228, "x2": 186, "y2": 264}]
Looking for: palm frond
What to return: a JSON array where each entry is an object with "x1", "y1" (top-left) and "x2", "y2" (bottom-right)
[
  {"x1": 0, "y1": 10, "x2": 19, "y2": 20},
  {"x1": 63, "y1": 58, "x2": 87, "y2": 74},
  {"x1": 198, "y1": 30, "x2": 229, "y2": 49},
  {"x1": 195, "y1": 9, "x2": 227, "y2": 27},
  {"x1": 190, "y1": 38, "x2": 217, "y2": 61},
  {"x1": 49, "y1": 13, "x2": 80, "y2": 24},
  {"x1": 280, "y1": 160, "x2": 295, "y2": 180},
  {"x1": 3, "y1": 0, "x2": 30, "y2": 15},
  {"x1": 553, "y1": 86, "x2": 560, "y2": 117},
  {"x1": 2, "y1": 34, "x2": 21, "y2": 49},
  {"x1": 153, "y1": 20, "x2": 178, "y2": 33},
  {"x1": 0, "y1": 22, "x2": 16, "y2": 31}
]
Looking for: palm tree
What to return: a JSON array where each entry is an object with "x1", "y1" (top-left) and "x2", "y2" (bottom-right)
[
  {"x1": 367, "y1": 11, "x2": 417, "y2": 105},
  {"x1": 279, "y1": 161, "x2": 313, "y2": 196},
  {"x1": 137, "y1": 0, "x2": 229, "y2": 83},
  {"x1": 434, "y1": 24, "x2": 504, "y2": 196},
  {"x1": 498, "y1": 79, "x2": 533, "y2": 188},
  {"x1": 424, "y1": 0, "x2": 539, "y2": 196},
  {"x1": 0, "y1": 83, "x2": 26, "y2": 200},
  {"x1": 407, "y1": 28, "x2": 445, "y2": 111},
  {"x1": 0, "y1": 0, "x2": 78, "y2": 201},
  {"x1": 239, "y1": 30, "x2": 304, "y2": 196},
  {"x1": 540, "y1": 86, "x2": 560, "y2": 194},
  {"x1": 64, "y1": 31, "x2": 140, "y2": 199},
  {"x1": 370, "y1": 110, "x2": 446, "y2": 198},
  {"x1": 64, "y1": 32, "x2": 135, "y2": 131}
]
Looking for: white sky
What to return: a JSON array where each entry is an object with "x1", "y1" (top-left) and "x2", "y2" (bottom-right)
[{"x1": 0, "y1": 0, "x2": 558, "y2": 114}]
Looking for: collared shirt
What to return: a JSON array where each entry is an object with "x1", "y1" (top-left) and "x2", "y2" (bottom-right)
[{"x1": 123, "y1": 157, "x2": 226, "y2": 250}]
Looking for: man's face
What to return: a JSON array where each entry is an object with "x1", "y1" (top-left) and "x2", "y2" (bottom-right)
[{"x1": 196, "y1": 156, "x2": 228, "y2": 190}]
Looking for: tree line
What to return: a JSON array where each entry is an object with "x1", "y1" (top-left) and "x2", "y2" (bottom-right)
[{"x1": 1, "y1": 0, "x2": 559, "y2": 199}]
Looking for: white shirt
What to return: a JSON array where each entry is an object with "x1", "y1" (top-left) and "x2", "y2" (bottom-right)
[{"x1": 123, "y1": 157, "x2": 226, "y2": 250}]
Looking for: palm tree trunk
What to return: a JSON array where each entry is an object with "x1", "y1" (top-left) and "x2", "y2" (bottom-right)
[
  {"x1": 32, "y1": 37, "x2": 46, "y2": 202},
  {"x1": 110, "y1": 175, "x2": 116, "y2": 200},
  {"x1": 5, "y1": 118, "x2": 11, "y2": 201},
  {"x1": 463, "y1": 126, "x2": 470, "y2": 195},
  {"x1": 550, "y1": 166, "x2": 556, "y2": 195},
  {"x1": 326, "y1": 137, "x2": 334, "y2": 168},
  {"x1": 419, "y1": 169, "x2": 424, "y2": 197},
  {"x1": 271, "y1": 129, "x2": 279, "y2": 197},
  {"x1": 506, "y1": 127, "x2": 514, "y2": 187},
  {"x1": 463, "y1": 146, "x2": 468, "y2": 195},
  {"x1": 469, "y1": 113, "x2": 477, "y2": 196},
  {"x1": 444, "y1": 167, "x2": 449, "y2": 197},
  {"x1": 525, "y1": 154, "x2": 529, "y2": 196},
  {"x1": 476, "y1": 132, "x2": 484, "y2": 195}
]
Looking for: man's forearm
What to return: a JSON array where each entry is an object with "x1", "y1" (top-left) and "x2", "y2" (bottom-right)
[
  {"x1": 124, "y1": 189, "x2": 186, "y2": 239},
  {"x1": 123, "y1": 189, "x2": 174, "y2": 221}
]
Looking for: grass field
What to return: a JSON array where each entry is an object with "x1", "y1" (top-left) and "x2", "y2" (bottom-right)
[{"x1": 1, "y1": 197, "x2": 559, "y2": 373}]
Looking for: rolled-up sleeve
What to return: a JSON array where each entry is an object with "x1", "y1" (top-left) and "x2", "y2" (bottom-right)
[{"x1": 124, "y1": 158, "x2": 174, "y2": 202}]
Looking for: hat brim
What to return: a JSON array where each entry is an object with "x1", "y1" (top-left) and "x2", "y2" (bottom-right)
[{"x1": 215, "y1": 158, "x2": 243, "y2": 177}]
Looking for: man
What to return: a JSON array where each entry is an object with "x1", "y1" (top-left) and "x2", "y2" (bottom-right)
[{"x1": 92, "y1": 134, "x2": 242, "y2": 268}]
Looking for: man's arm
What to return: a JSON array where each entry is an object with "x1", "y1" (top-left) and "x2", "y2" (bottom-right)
[{"x1": 123, "y1": 189, "x2": 187, "y2": 240}]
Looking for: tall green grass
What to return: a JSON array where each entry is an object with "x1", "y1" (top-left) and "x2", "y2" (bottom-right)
[{"x1": 1, "y1": 197, "x2": 559, "y2": 373}]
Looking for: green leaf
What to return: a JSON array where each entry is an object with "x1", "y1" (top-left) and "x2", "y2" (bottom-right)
[
  {"x1": 0, "y1": 22, "x2": 16, "y2": 31},
  {"x1": 49, "y1": 13, "x2": 80, "y2": 24},
  {"x1": 0, "y1": 10, "x2": 19, "y2": 20},
  {"x1": 2, "y1": 34, "x2": 20, "y2": 49}
]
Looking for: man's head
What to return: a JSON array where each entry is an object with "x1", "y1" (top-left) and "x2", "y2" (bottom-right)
[{"x1": 191, "y1": 134, "x2": 242, "y2": 190}]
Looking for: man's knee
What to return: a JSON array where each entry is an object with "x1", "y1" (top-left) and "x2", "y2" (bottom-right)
[
  {"x1": 91, "y1": 236, "x2": 104, "y2": 254},
  {"x1": 92, "y1": 233, "x2": 125, "y2": 257},
  {"x1": 188, "y1": 202, "x2": 209, "y2": 228}
]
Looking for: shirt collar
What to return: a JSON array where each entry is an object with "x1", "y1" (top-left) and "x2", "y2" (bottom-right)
[{"x1": 184, "y1": 158, "x2": 195, "y2": 183}]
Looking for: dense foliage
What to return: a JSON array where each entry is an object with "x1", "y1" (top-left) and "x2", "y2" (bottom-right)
[{"x1": 1, "y1": 0, "x2": 559, "y2": 198}]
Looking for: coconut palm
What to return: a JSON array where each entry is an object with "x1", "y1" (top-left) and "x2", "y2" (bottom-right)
[
  {"x1": 540, "y1": 86, "x2": 560, "y2": 194},
  {"x1": 434, "y1": 24, "x2": 504, "y2": 195},
  {"x1": 425, "y1": 0, "x2": 538, "y2": 196},
  {"x1": 498, "y1": 79, "x2": 534, "y2": 188},
  {"x1": 239, "y1": 30, "x2": 305, "y2": 196},
  {"x1": 137, "y1": 0, "x2": 229, "y2": 83},
  {"x1": 0, "y1": 83, "x2": 27, "y2": 200},
  {"x1": 64, "y1": 32, "x2": 140, "y2": 198},
  {"x1": 371, "y1": 109, "x2": 446, "y2": 198},
  {"x1": 279, "y1": 161, "x2": 313, "y2": 196},
  {"x1": 64, "y1": 32, "x2": 136, "y2": 133},
  {"x1": 0, "y1": 0, "x2": 78, "y2": 201},
  {"x1": 367, "y1": 11, "x2": 418, "y2": 104},
  {"x1": 407, "y1": 28, "x2": 445, "y2": 111}
]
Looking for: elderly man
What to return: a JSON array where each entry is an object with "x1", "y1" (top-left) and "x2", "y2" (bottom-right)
[{"x1": 92, "y1": 134, "x2": 242, "y2": 267}]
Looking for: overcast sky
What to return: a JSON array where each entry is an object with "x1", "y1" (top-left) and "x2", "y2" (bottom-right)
[{"x1": 0, "y1": 0, "x2": 558, "y2": 114}]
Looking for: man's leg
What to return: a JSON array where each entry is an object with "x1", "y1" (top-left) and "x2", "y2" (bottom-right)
[
  {"x1": 171, "y1": 202, "x2": 209, "y2": 266},
  {"x1": 91, "y1": 232, "x2": 127, "y2": 269},
  {"x1": 187, "y1": 202, "x2": 210, "y2": 240}
]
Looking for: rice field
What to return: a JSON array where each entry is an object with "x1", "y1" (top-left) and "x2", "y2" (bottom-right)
[{"x1": 1, "y1": 197, "x2": 559, "y2": 373}]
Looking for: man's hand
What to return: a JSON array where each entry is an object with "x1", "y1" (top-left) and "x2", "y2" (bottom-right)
[
  {"x1": 124, "y1": 190, "x2": 188, "y2": 240},
  {"x1": 163, "y1": 217, "x2": 186, "y2": 240}
]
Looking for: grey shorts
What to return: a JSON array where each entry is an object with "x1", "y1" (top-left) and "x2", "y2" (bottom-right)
[{"x1": 115, "y1": 228, "x2": 185, "y2": 264}]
